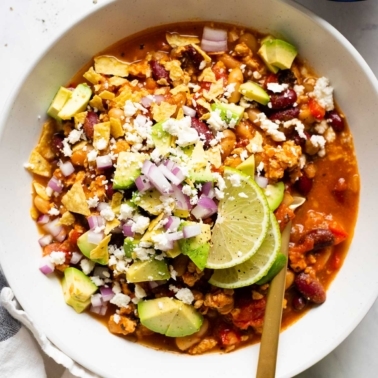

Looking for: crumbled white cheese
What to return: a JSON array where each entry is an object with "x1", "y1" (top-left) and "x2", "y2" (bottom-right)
[
  {"x1": 238, "y1": 192, "x2": 248, "y2": 198},
  {"x1": 310, "y1": 77, "x2": 334, "y2": 111},
  {"x1": 112, "y1": 281, "x2": 122, "y2": 294},
  {"x1": 62, "y1": 139, "x2": 72, "y2": 157},
  {"x1": 163, "y1": 116, "x2": 199, "y2": 147},
  {"x1": 119, "y1": 203, "x2": 135, "y2": 220},
  {"x1": 48, "y1": 207, "x2": 60, "y2": 216},
  {"x1": 67, "y1": 129, "x2": 83, "y2": 144},
  {"x1": 91, "y1": 276, "x2": 105, "y2": 286},
  {"x1": 293, "y1": 85, "x2": 305, "y2": 97},
  {"x1": 100, "y1": 207, "x2": 115, "y2": 221},
  {"x1": 229, "y1": 173, "x2": 241, "y2": 187},
  {"x1": 133, "y1": 246, "x2": 155, "y2": 261},
  {"x1": 182, "y1": 184, "x2": 192, "y2": 196},
  {"x1": 314, "y1": 120, "x2": 328, "y2": 135},
  {"x1": 87, "y1": 149, "x2": 98, "y2": 162},
  {"x1": 87, "y1": 195, "x2": 99, "y2": 208},
  {"x1": 324, "y1": 127, "x2": 336, "y2": 143},
  {"x1": 255, "y1": 113, "x2": 286, "y2": 142},
  {"x1": 267, "y1": 83, "x2": 288, "y2": 93},
  {"x1": 124, "y1": 100, "x2": 138, "y2": 117},
  {"x1": 80, "y1": 258, "x2": 95, "y2": 275},
  {"x1": 152, "y1": 233, "x2": 170, "y2": 250},
  {"x1": 134, "y1": 284, "x2": 147, "y2": 299},
  {"x1": 113, "y1": 314, "x2": 121, "y2": 324},
  {"x1": 49, "y1": 251, "x2": 66, "y2": 265},
  {"x1": 283, "y1": 118, "x2": 307, "y2": 139},
  {"x1": 175, "y1": 288, "x2": 194, "y2": 304},
  {"x1": 94, "y1": 137, "x2": 107, "y2": 151},
  {"x1": 206, "y1": 109, "x2": 228, "y2": 132},
  {"x1": 169, "y1": 265, "x2": 178, "y2": 280},
  {"x1": 253, "y1": 71, "x2": 262, "y2": 80},
  {"x1": 131, "y1": 215, "x2": 150, "y2": 234},
  {"x1": 110, "y1": 293, "x2": 131, "y2": 308}
]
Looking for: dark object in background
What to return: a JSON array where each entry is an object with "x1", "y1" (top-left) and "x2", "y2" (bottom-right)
[{"x1": 328, "y1": 0, "x2": 365, "y2": 2}]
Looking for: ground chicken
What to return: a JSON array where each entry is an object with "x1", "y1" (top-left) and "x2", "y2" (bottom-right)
[
  {"x1": 188, "y1": 337, "x2": 218, "y2": 355},
  {"x1": 204, "y1": 289, "x2": 234, "y2": 315},
  {"x1": 108, "y1": 315, "x2": 137, "y2": 336},
  {"x1": 233, "y1": 42, "x2": 252, "y2": 58},
  {"x1": 182, "y1": 261, "x2": 204, "y2": 287}
]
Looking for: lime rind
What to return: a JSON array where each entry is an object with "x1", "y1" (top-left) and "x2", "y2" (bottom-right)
[
  {"x1": 208, "y1": 212, "x2": 281, "y2": 289},
  {"x1": 206, "y1": 167, "x2": 270, "y2": 269}
]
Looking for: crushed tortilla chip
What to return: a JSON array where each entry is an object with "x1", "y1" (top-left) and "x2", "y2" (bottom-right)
[
  {"x1": 74, "y1": 112, "x2": 87, "y2": 128},
  {"x1": 83, "y1": 66, "x2": 103, "y2": 85},
  {"x1": 205, "y1": 145, "x2": 222, "y2": 168},
  {"x1": 163, "y1": 60, "x2": 184, "y2": 82},
  {"x1": 90, "y1": 234, "x2": 111, "y2": 261},
  {"x1": 196, "y1": 98, "x2": 212, "y2": 111},
  {"x1": 203, "y1": 79, "x2": 224, "y2": 101},
  {"x1": 176, "y1": 108, "x2": 184, "y2": 120},
  {"x1": 93, "y1": 122, "x2": 111, "y2": 150},
  {"x1": 89, "y1": 95, "x2": 105, "y2": 112},
  {"x1": 198, "y1": 67, "x2": 216, "y2": 83},
  {"x1": 154, "y1": 87, "x2": 170, "y2": 95},
  {"x1": 30, "y1": 207, "x2": 39, "y2": 220},
  {"x1": 166, "y1": 32, "x2": 200, "y2": 47},
  {"x1": 157, "y1": 78, "x2": 170, "y2": 86},
  {"x1": 33, "y1": 182, "x2": 50, "y2": 201},
  {"x1": 105, "y1": 219, "x2": 120, "y2": 235},
  {"x1": 36, "y1": 120, "x2": 56, "y2": 160},
  {"x1": 111, "y1": 192, "x2": 123, "y2": 214},
  {"x1": 110, "y1": 117, "x2": 125, "y2": 138},
  {"x1": 99, "y1": 90, "x2": 115, "y2": 100},
  {"x1": 151, "y1": 102, "x2": 177, "y2": 123},
  {"x1": 191, "y1": 43, "x2": 211, "y2": 63},
  {"x1": 128, "y1": 59, "x2": 152, "y2": 79},
  {"x1": 170, "y1": 84, "x2": 189, "y2": 95},
  {"x1": 61, "y1": 181, "x2": 90, "y2": 216},
  {"x1": 108, "y1": 76, "x2": 128, "y2": 87},
  {"x1": 59, "y1": 211, "x2": 75, "y2": 226},
  {"x1": 94, "y1": 55, "x2": 129, "y2": 77},
  {"x1": 26, "y1": 150, "x2": 52, "y2": 177}
]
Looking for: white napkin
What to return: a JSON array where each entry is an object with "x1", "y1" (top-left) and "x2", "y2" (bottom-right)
[{"x1": 0, "y1": 270, "x2": 99, "y2": 378}]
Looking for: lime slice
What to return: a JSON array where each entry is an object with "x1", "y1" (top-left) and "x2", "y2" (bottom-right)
[
  {"x1": 209, "y1": 212, "x2": 281, "y2": 288},
  {"x1": 206, "y1": 167, "x2": 270, "y2": 269}
]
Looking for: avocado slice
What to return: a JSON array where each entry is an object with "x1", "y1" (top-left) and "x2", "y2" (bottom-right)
[
  {"x1": 113, "y1": 151, "x2": 148, "y2": 190},
  {"x1": 239, "y1": 81, "x2": 270, "y2": 105},
  {"x1": 178, "y1": 222, "x2": 211, "y2": 270},
  {"x1": 151, "y1": 121, "x2": 173, "y2": 157},
  {"x1": 165, "y1": 241, "x2": 182, "y2": 258},
  {"x1": 47, "y1": 87, "x2": 72, "y2": 120},
  {"x1": 258, "y1": 39, "x2": 297, "y2": 71},
  {"x1": 236, "y1": 154, "x2": 255, "y2": 176},
  {"x1": 77, "y1": 231, "x2": 110, "y2": 265},
  {"x1": 258, "y1": 43, "x2": 279, "y2": 73},
  {"x1": 264, "y1": 181, "x2": 284, "y2": 211},
  {"x1": 62, "y1": 267, "x2": 98, "y2": 313},
  {"x1": 211, "y1": 103, "x2": 244, "y2": 126},
  {"x1": 186, "y1": 141, "x2": 215, "y2": 183},
  {"x1": 138, "y1": 297, "x2": 203, "y2": 337},
  {"x1": 132, "y1": 188, "x2": 162, "y2": 216},
  {"x1": 57, "y1": 84, "x2": 92, "y2": 120},
  {"x1": 126, "y1": 259, "x2": 170, "y2": 283},
  {"x1": 123, "y1": 236, "x2": 138, "y2": 258}
]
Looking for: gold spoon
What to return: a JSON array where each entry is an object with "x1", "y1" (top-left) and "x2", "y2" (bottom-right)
[{"x1": 256, "y1": 221, "x2": 291, "y2": 378}]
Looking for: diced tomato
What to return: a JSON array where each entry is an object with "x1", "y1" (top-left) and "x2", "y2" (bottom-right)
[
  {"x1": 330, "y1": 251, "x2": 342, "y2": 270},
  {"x1": 199, "y1": 81, "x2": 212, "y2": 91},
  {"x1": 328, "y1": 222, "x2": 348, "y2": 245},
  {"x1": 212, "y1": 64, "x2": 228, "y2": 83},
  {"x1": 218, "y1": 323, "x2": 241, "y2": 346},
  {"x1": 274, "y1": 203, "x2": 295, "y2": 232},
  {"x1": 264, "y1": 73, "x2": 278, "y2": 88},
  {"x1": 68, "y1": 229, "x2": 84, "y2": 245},
  {"x1": 309, "y1": 98, "x2": 326, "y2": 120},
  {"x1": 231, "y1": 298, "x2": 266, "y2": 330}
]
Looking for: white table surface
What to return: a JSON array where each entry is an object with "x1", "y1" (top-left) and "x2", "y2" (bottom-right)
[{"x1": 1, "y1": 0, "x2": 377, "y2": 377}]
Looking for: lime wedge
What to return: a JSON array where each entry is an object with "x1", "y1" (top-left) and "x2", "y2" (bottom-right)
[
  {"x1": 206, "y1": 167, "x2": 270, "y2": 269},
  {"x1": 209, "y1": 212, "x2": 281, "y2": 288}
]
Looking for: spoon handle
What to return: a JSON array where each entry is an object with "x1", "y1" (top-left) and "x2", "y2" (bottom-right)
[{"x1": 256, "y1": 221, "x2": 291, "y2": 378}]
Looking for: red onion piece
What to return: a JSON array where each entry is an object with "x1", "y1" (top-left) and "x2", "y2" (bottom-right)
[
  {"x1": 43, "y1": 218, "x2": 63, "y2": 237},
  {"x1": 123, "y1": 224, "x2": 135, "y2": 237},
  {"x1": 70, "y1": 252, "x2": 83, "y2": 264},
  {"x1": 38, "y1": 234, "x2": 53, "y2": 247},
  {"x1": 182, "y1": 105, "x2": 196, "y2": 118},
  {"x1": 96, "y1": 155, "x2": 113, "y2": 170},
  {"x1": 47, "y1": 176, "x2": 63, "y2": 193},
  {"x1": 203, "y1": 26, "x2": 228, "y2": 42},
  {"x1": 201, "y1": 39, "x2": 228, "y2": 52},
  {"x1": 37, "y1": 214, "x2": 50, "y2": 225},
  {"x1": 171, "y1": 185, "x2": 192, "y2": 210},
  {"x1": 87, "y1": 215, "x2": 105, "y2": 230},
  {"x1": 201, "y1": 182, "x2": 215, "y2": 199},
  {"x1": 146, "y1": 163, "x2": 173, "y2": 195},
  {"x1": 140, "y1": 95, "x2": 164, "y2": 108},
  {"x1": 91, "y1": 293, "x2": 103, "y2": 308},
  {"x1": 90, "y1": 305, "x2": 101, "y2": 315},
  {"x1": 163, "y1": 159, "x2": 176, "y2": 171},
  {"x1": 100, "y1": 286, "x2": 115, "y2": 302},
  {"x1": 157, "y1": 164, "x2": 183, "y2": 186},
  {"x1": 164, "y1": 216, "x2": 181, "y2": 232},
  {"x1": 182, "y1": 224, "x2": 202, "y2": 238},
  {"x1": 55, "y1": 228, "x2": 67, "y2": 243},
  {"x1": 255, "y1": 175, "x2": 268, "y2": 188},
  {"x1": 99, "y1": 304, "x2": 108, "y2": 316},
  {"x1": 87, "y1": 230, "x2": 104, "y2": 245},
  {"x1": 191, "y1": 196, "x2": 218, "y2": 220},
  {"x1": 166, "y1": 231, "x2": 184, "y2": 242},
  {"x1": 60, "y1": 161, "x2": 75, "y2": 177},
  {"x1": 39, "y1": 256, "x2": 54, "y2": 275},
  {"x1": 135, "y1": 175, "x2": 153, "y2": 193},
  {"x1": 171, "y1": 166, "x2": 186, "y2": 183},
  {"x1": 148, "y1": 280, "x2": 167, "y2": 289},
  {"x1": 142, "y1": 160, "x2": 154, "y2": 175}
]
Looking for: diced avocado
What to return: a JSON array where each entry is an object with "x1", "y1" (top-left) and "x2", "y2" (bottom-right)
[
  {"x1": 211, "y1": 103, "x2": 244, "y2": 126},
  {"x1": 113, "y1": 151, "x2": 148, "y2": 190},
  {"x1": 259, "y1": 39, "x2": 297, "y2": 71},
  {"x1": 187, "y1": 141, "x2": 215, "y2": 183},
  {"x1": 151, "y1": 121, "x2": 172, "y2": 157},
  {"x1": 264, "y1": 181, "x2": 285, "y2": 211},
  {"x1": 132, "y1": 188, "x2": 162, "y2": 215},
  {"x1": 256, "y1": 253, "x2": 287, "y2": 285},
  {"x1": 126, "y1": 259, "x2": 170, "y2": 283},
  {"x1": 165, "y1": 241, "x2": 182, "y2": 258},
  {"x1": 239, "y1": 81, "x2": 270, "y2": 105},
  {"x1": 138, "y1": 297, "x2": 203, "y2": 337},
  {"x1": 257, "y1": 43, "x2": 279, "y2": 73},
  {"x1": 62, "y1": 267, "x2": 98, "y2": 313},
  {"x1": 47, "y1": 87, "x2": 72, "y2": 120},
  {"x1": 123, "y1": 237, "x2": 138, "y2": 258},
  {"x1": 236, "y1": 155, "x2": 255, "y2": 176},
  {"x1": 77, "y1": 231, "x2": 110, "y2": 265},
  {"x1": 261, "y1": 35, "x2": 275, "y2": 45},
  {"x1": 178, "y1": 222, "x2": 211, "y2": 270},
  {"x1": 57, "y1": 84, "x2": 92, "y2": 120},
  {"x1": 189, "y1": 168, "x2": 215, "y2": 183}
]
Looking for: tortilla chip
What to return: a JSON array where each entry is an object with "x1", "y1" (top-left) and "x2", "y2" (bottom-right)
[
  {"x1": 113, "y1": 86, "x2": 133, "y2": 108},
  {"x1": 196, "y1": 98, "x2": 211, "y2": 111},
  {"x1": 26, "y1": 150, "x2": 52, "y2": 177},
  {"x1": 90, "y1": 235, "x2": 111, "y2": 261},
  {"x1": 151, "y1": 102, "x2": 177, "y2": 123},
  {"x1": 191, "y1": 44, "x2": 211, "y2": 63},
  {"x1": 36, "y1": 120, "x2": 56, "y2": 160},
  {"x1": 170, "y1": 84, "x2": 189, "y2": 95},
  {"x1": 93, "y1": 122, "x2": 111, "y2": 150},
  {"x1": 108, "y1": 76, "x2": 128, "y2": 87},
  {"x1": 59, "y1": 211, "x2": 75, "y2": 226},
  {"x1": 198, "y1": 67, "x2": 216, "y2": 83},
  {"x1": 83, "y1": 66, "x2": 103, "y2": 85},
  {"x1": 99, "y1": 90, "x2": 115, "y2": 100},
  {"x1": 110, "y1": 117, "x2": 125, "y2": 138},
  {"x1": 166, "y1": 32, "x2": 200, "y2": 47},
  {"x1": 205, "y1": 145, "x2": 222, "y2": 168},
  {"x1": 111, "y1": 192, "x2": 123, "y2": 214},
  {"x1": 74, "y1": 112, "x2": 87, "y2": 128},
  {"x1": 104, "y1": 219, "x2": 120, "y2": 235},
  {"x1": 94, "y1": 55, "x2": 129, "y2": 77},
  {"x1": 176, "y1": 108, "x2": 184, "y2": 120},
  {"x1": 33, "y1": 182, "x2": 50, "y2": 201},
  {"x1": 203, "y1": 79, "x2": 224, "y2": 101},
  {"x1": 163, "y1": 60, "x2": 184, "y2": 82},
  {"x1": 61, "y1": 181, "x2": 90, "y2": 216},
  {"x1": 89, "y1": 95, "x2": 105, "y2": 112}
]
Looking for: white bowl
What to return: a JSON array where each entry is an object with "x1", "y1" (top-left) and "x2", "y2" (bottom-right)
[{"x1": 1, "y1": 0, "x2": 378, "y2": 377}]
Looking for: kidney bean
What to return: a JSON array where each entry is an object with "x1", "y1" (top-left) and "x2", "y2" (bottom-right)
[
  {"x1": 185, "y1": 45, "x2": 203, "y2": 68},
  {"x1": 295, "y1": 272, "x2": 326, "y2": 304},
  {"x1": 300, "y1": 229, "x2": 335, "y2": 251},
  {"x1": 150, "y1": 60, "x2": 170, "y2": 82},
  {"x1": 83, "y1": 111, "x2": 99, "y2": 139},
  {"x1": 295, "y1": 175, "x2": 313, "y2": 196},
  {"x1": 191, "y1": 117, "x2": 214, "y2": 148},
  {"x1": 51, "y1": 133, "x2": 64, "y2": 155},
  {"x1": 292, "y1": 292, "x2": 307, "y2": 311},
  {"x1": 277, "y1": 70, "x2": 296, "y2": 86},
  {"x1": 106, "y1": 182, "x2": 114, "y2": 199},
  {"x1": 326, "y1": 110, "x2": 344, "y2": 132},
  {"x1": 293, "y1": 130, "x2": 310, "y2": 148},
  {"x1": 270, "y1": 89, "x2": 297, "y2": 109},
  {"x1": 269, "y1": 107, "x2": 299, "y2": 122}
]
